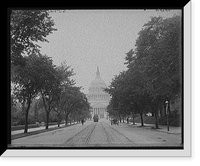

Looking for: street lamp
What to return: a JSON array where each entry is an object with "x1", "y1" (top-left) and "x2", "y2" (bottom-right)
[{"x1": 165, "y1": 100, "x2": 169, "y2": 131}]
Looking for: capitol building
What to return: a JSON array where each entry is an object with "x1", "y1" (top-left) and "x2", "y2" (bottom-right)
[{"x1": 87, "y1": 67, "x2": 110, "y2": 119}]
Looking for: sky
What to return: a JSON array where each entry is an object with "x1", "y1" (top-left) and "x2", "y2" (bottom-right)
[{"x1": 39, "y1": 9, "x2": 181, "y2": 94}]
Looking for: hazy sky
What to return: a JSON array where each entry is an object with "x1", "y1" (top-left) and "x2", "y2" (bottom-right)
[{"x1": 39, "y1": 9, "x2": 181, "y2": 94}]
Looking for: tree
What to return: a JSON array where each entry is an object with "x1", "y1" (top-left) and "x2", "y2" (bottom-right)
[
  {"x1": 105, "y1": 71, "x2": 136, "y2": 124},
  {"x1": 52, "y1": 62, "x2": 75, "y2": 127},
  {"x1": 35, "y1": 55, "x2": 60, "y2": 129},
  {"x1": 106, "y1": 15, "x2": 182, "y2": 129},
  {"x1": 10, "y1": 10, "x2": 57, "y2": 132},
  {"x1": 10, "y1": 10, "x2": 56, "y2": 66},
  {"x1": 124, "y1": 15, "x2": 182, "y2": 128},
  {"x1": 62, "y1": 87, "x2": 88, "y2": 126},
  {"x1": 12, "y1": 54, "x2": 43, "y2": 133},
  {"x1": 134, "y1": 15, "x2": 181, "y2": 97},
  {"x1": 71, "y1": 95, "x2": 91, "y2": 121}
]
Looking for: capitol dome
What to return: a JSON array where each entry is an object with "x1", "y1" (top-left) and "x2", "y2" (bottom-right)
[
  {"x1": 90, "y1": 77, "x2": 107, "y2": 88},
  {"x1": 89, "y1": 67, "x2": 107, "y2": 92},
  {"x1": 87, "y1": 66, "x2": 110, "y2": 119}
]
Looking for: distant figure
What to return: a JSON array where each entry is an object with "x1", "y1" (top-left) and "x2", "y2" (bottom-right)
[{"x1": 81, "y1": 119, "x2": 84, "y2": 125}]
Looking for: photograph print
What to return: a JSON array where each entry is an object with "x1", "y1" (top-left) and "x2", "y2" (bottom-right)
[{"x1": 6, "y1": 5, "x2": 191, "y2": 156}]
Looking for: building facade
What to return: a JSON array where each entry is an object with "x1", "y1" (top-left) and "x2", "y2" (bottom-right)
[{"x1": 87, "y1": 67, "x2": 110, "y2": 119}]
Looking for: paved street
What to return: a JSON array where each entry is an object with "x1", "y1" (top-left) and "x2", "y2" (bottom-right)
[{"x1": 11, "y1": 119, "x2": 182, "y2": 147}]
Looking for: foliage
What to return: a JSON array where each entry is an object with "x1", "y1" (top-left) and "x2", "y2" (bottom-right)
[
  {"x1": 106, "y1": 15, "x2": 182, "y2": 128},
  {"x1": 10, "y1": 10, "x2": 91, "y2": 131},
  {"x1": 10, "y1": 10, "x2": 57, "y2": 66},
  {"x1": 12, "y1": 56, "x2": 91, "y2": 129},
  {"x1": 12, "y1": 54, "x2": 49, "y2": 132},
  {"x1": 60, "y1": 86, "x2": 90, "y2": 125}
]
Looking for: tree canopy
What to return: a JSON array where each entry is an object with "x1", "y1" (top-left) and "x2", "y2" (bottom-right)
[
  {"x1": 11, "y1": 10, "x2": 91, "y2": 132},
  {"x1": 105, "y1": 15, "x2": 182, "y2": 128},
  {"x1": 10, "y1": 10, "x2": 57, "y2": 66}
]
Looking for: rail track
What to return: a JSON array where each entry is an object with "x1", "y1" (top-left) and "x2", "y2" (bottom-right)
[
  {"x1": 63, "y1": 120, "x2": 135, "y2": 147},
  {"x1": 63, "y1": 122, "x2": 97, "y2": 146},
  {"x1": 101, "y1": 121, "x2": 134, "y2": 145}
]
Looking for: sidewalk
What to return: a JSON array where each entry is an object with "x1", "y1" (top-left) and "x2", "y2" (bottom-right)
[
  {"x1": 11, "y1": 123, "x2": 77, "y2": 140},
  {"x1": 11, "y1": 123, "x2": 65, "y2": 135},
  {"x1": 128, "y1": 122, "x2": 182, "y2": 134}
]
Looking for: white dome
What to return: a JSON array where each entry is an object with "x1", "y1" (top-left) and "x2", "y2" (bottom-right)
[
  {"x1": 88, "y1": 66, "x2": 107, "y2": 93},
  {"x1": 90, "y1": 77, "x2": 107, "y2": 89}
]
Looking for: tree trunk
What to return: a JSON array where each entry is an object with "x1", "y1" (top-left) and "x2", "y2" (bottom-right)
[
  {"x1": 58, "y1": 119, "x2": 60, "y2": 127},
  {"x1": 46, "y1": 111, "x2": 50, "y2": 129},
  {"x1": 65, "y1": 114, "x2": 68, "y2": 126},
  {"x1": 69, "y1": 114, "x2": 71, "y2": 125},
  {"x1": 34, "y1": 102, "x2": 38, "y2": 123},
  {"x1": 119, "y1": 115, "x2": 121, "y2": 123},
  {"x1": 74, "y1": 115, "x2": 76, "y2": 124},
  {"x1": 154, "y1": 109, "x2": 159, "y2": 129},
  {"x1": 24, "y1": 108, "x2": 29, "y2": 133},
  {"x1": 140, "y1": 113, "x2": 144, "y2": 126},
  {"x1": 132, "y1": 112, "x2": 135, "y2": 125},
  {"x1": 127, "y1": 117, "x2": 129, "y2": 124},
  {"x1": 57, "y1": 113, "x2": 61, "y2": 127},
  {"x1": 41, "y1": 93, "x2": 49, "y2": 129},
  {"x1": 24, "y1": 100, "x2": 32, "y2": 133}
]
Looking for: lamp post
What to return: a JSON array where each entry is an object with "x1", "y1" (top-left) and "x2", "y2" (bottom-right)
[{"x1": 165, "y1": 101, "x2": 169, "y2": 131}]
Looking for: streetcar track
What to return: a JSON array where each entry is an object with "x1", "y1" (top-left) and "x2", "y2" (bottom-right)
[
  {"x1": 64, "y1": 123, "x2": 97, "y2": 145},
  {"x1": 85, "y1": 123, "x2": 96, "y2": 144},
  {"x1": 103, "y1": 121, "x2": 134, "y2": 144},
  {"x1": 100, "y1": 122, "x2": 112, "y2": 144},
  {"x1": 64, "y1": 120, "x2": 134, "y2": 146},
  {"x1": 64, "y1": 124, "x2": 92, "y2": 143}
]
